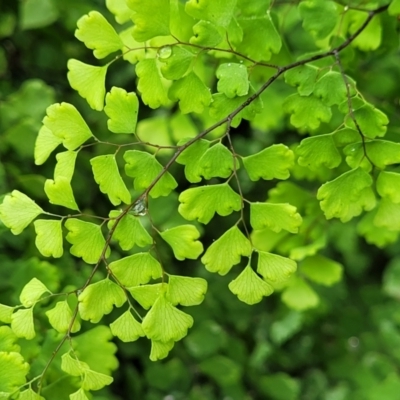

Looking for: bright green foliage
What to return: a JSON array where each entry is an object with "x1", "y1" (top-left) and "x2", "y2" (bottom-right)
[
  {"x1": 317, "y1": 168, "x2": 376, "y2": 222},
  {"x1": 67, "y1": 60, "x2": 108, "y2": 111},
  {"x1": 189, "y1": 20, "x2": 223, "y2": 47},
  {"x1": 300, "y1": 255, "x2": 343, "y2": 286},
  {"x1": 228, "y1": 265, "x2": 274, "y2": 305},
  {"x1": 237, "y1": 13, "x2": 282, "y2": 61},
  {"x1": 18, "y1": 388, "x2": 45, "y2": 400},
  {"x1": 0, "y1": 352, "x2": 29, "y2": 394},
  {"x1": 45, "y1": 300, "x2": 81, "y2": 333},
  {"x1": 296, "y1": 134, "x2": 341, "y2": 170},
  {"x1": 374, "y1": 199, "x2": 400, "y2": 231},
  {"x1": 389, "y1": 0, "x2": 400, "y2": 15},
  {"x1": 108, "y1": 210, "x2": 153, "y2": 250},
  {"x1": 11, "y1": 308, "x2": 35, "y2": 339},
  {"x1": 377, "y1": 171, "x2": 400, "y2": 203},
  {"x1": 109, "y1": 253, "x2": 162, "y2": 287},
  {"x1": 0, "y1": 305, "x2": 13, "y2": 324},
  {"x1": 281, "y1": 276, "x2": 319, "y2": 311},
  {"x1": 20, "y1": 277, "x2": 50, "y2": 307},
  {"x1": 160, "y1": 225, "x2": 203, "y2": 260},
  {"x1": 129, "y1": 284, "x2": 164, "y2": 310},
  {"x1": 136, "y1": 58, "x2": 170, "y2": 109},
  {"x1": 44, "y1": 177, "x2": 79, "y2": 210},
  {"x1": 70, "y1": 388, "x2": 90, "y2": 400},
  {"x1": 257, "y1": 251, "x2": 297, "y2": 283},
  {"x1": 124, "y1": 150, "x2": 177, "y2": 197},
  {"x1": 109, "y1": 310, "x2": 145, "y2": 342},
  {"x1": 75, "y1": 11, "x2": 122, "y2": 59},
  {"x1": 106, "y1": 0, "x2": 132, "y2": 24},
  {"x1": 128, "y1": 0, "x2": 170, "y2": 41},
  {"x1": 0, "y1": 190, "x2": 43, "y2": 235},
  {"x1": 169, "y1": 72, "x2": 211, "y2": 114},
  {"x1": 166, "y1": 275, "x2": 207, "y2": 306},
  {"x1": 185, "y1": 0, "x2": 236, "y2": 27},
  {"x1": 284, "y1": 65, "x2": 318, "y2": 96},
  {"x1": 78, "y1": 279, "x2": 126, "y2": 323},
  {"x1": 176, "y1": 139, "x2": 210, "y2": 183},
  {"x1": 333, "y1": 128, "x2": 360, "y2": 147},
  {"x1": 65, "y1": 219, "x2": 110, "y2": 264},
  {"x1": 199, "y1": 143, "x2": 236, "y2": 179},
  {"x1": 54, "y1": 151, "x2": 78, "y2": 181},
  {"x1": 150, "y1": 339, "x2": 175, "y2": 361},
  {"x1": 299, "y1": 0, "x2": 338, "y2": 40},
  {"x1": 34, "y1": 219, "x2": 63, "y2": 258},
  {"x1": 250, "y1": 202, "x2": 302, "y2": 234},
  {"x1": 345, "y1": 103, "x2": 388, "y2": 138},
  {"x1": 91, "y1": 154, "x2": 131, "y2": 205},
  {"x1": 201, "y1": 226, "x2": 252, "y2": 275},
  {"x1": 314, "y1": 71, "x2": 353, "y2": 106},
  {"x1": 142, "y1": 293, "x2": 194, "y2": 342},
  {"x1": 216, "y1": 63, "x2": 249, "y2": 98},
  {"x1": 34, "y1": 125, "x2": 62, "y2": 165},
  {"x1": 348, "y1": 10, "x2": 382, "y2": 51},
  {"x1": 178, "y1": 184, "x2": 241, "y2": 224},
  {"x1": 104, "y1": 87, "x2": 139, "y2": 133},
  {"x1": 283, "y1": 93, "x2": 332, "y2": 131},
  {"x1": 43, "y1": 103, "x2": 93, "y2": 150},
  {"x1": 159, "y1": 46, "x2": 194, "y2": 80},
  {"x1": 243, "y1": 144, "x2": 294, "y2": 181}
]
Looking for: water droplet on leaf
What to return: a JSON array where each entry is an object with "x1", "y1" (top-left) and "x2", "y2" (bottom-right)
[
  {"x1": 130, "y1": 198, "x2": 147, "y2": 216},
  {"x1": 158, "y1": 46, "x2": 172, "y2": 59}
]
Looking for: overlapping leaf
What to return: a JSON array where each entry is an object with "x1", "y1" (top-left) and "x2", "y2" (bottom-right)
[
  {"x1": 54, "y1": 150, "x2": 77, "y2": 181},
  {"x1": 300, "y1": 255, "x2": 343, "y2": 286},
  {"x1": 11, "y1": 308, "x2": 35, "y2": 339},
  {"x1": 44, "y1": 177, "x2": 79, "y2": 210},
  {"x1": 45, "y1": 300, "x2": 81, "y2": 333},
  {"x1": 129, "y1": 284, "x2": 164, "y2": 310},
  {"x1": 376, "y1": 171, "x2": 400, "y2": 203},
  {"x1": 159, "y1": 46, "x2": 194, "y2": 80},
  {"x1": 166, "y1": 275, "x2": 207, "y2": 306},
  {"x1": 109, "y1": 310, "x2": 145, "y2": 342},
  {"x1": 34, "y1": 219, "x2": 63, "y2": 258},
  {"x1": 284, "y1": 65, "x2": 318, "y2": 96},
  {"x1": 198, "y1": 143, "x2": 236, "y2": 179},
  {"x1": 216, "y1": 63, "x2": 249, "y2": 98},
  {"x1": 34, "y1": 125, "x2": 62, "y2": 165},
  {"x1": 257, "y1": 251, "x2": 297, "y2": 283},
  {"x1": 185, "y1": 0, "x2": 236, "y2": 27},
  {"x1": 0, "y1": 352, "x2": 29, "y2": 394},
  {"x1": 281, "y1": 276, "x2": 319, "y2": 311}
]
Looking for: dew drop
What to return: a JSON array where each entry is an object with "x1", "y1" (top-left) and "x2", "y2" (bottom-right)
[
  {"x1": 130, "y1": 198, "x2": 147, "y2": 216},
  {"x1": 158, "y1": 46, "x2": 172, "y2": 59}
]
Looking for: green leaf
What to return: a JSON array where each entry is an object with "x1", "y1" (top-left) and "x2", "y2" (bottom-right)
[
  {"x1": 104, "y1": 87, "x2": 139, "y2": 133},
  {"x1": 0, "y1": 190, "x2": 43, "y2": 235},
  {"x1": 178, "y1": 184, "x2": 241, "y2": 224},
  {"x1": 61, "y1": 352, "x2": 88, "y2": 376},
  {"x1": 176, "y1": 139, "x2": 210, "y2": 183},
  {"x1": 283, "y1": 93, "x2": 332, "y2": 131},
  {"x1": 237, "y1": 13, "x2": 282, "y2": 61},
  {"x1": 299, "y1": 0, "x2": 338, "y2": 40},
  {"x1": 284, "y1": 65, "x2": 318, "y2": 96},
  {"x1": 189, "y1": 20, "x2": 223, "y2": 47},
  {"x1": 250, "y1": 202, "x2": 302, "y2": 234},
  {"x1": 75, "y1": 11, "x2": 122, "y2": 59},
  {"x1": 136, "y1": 58, "x2": 170, "y2": 109},
  {"x1": 296, "y1": 134, "x2": 341, "y2": 170},
  {"x1": 198, "y1": 142, "x2": 237, "y2": 179},
  {"x1": 142, "y1": 293, "x2": 194, "y2": 342},
  {"x1": 18, "y1": 388, "x2": 45, "y2": 400},
  {"x1": 348, "y1": 10, "x2": 382, "y2": 51},
  {"x1": 108, "y1": 210, "x2": 153, "y2": 250},
  {"x1": 150, "y1": 340, "x2": 175, "y2": 361},
  {"x1": 34, "y1": 125, "x2": 62, "y2": 165},
  {"x1": 43, "y1": 102, "x2": 93, "y2": 150},
  {"x1": 0, "y1": 305, "x2": 14, "y2": 324},
  {"x1": 127, "y1": 0, "x2": 170, "y2": 41},
  {"x1": 20, "y1": 277, "x2": 50, "y2": 307},
  {"x1": 78, "y1": 279, "x2": 126, "y2": 323},
  {"x1": 242, "y1": 144, "x2": 294, "y2": 181},
  {"x1": 270, "y1": 311, "x2": 303, "y2": 346},
  {"x1": 281, "y1": 276, "x2": 319, "y2": 311},
  {"x1": 90, "y1": 154, "x2": 131, "y2": 205},
  {"x1": 119, "y1": 27, "x2": 146, "y2": 64},
  {"x1": 333, "y1": 128, "x2": 360, "y2": 147},
  {"x1": 65, "y1": 219, "x2": 110, "y2": 264},
  {"x1": 201, "y1": 226, "x2": 252, "y2": 275},
  {"x1": 373, "y1": 198, "x2": 400, "y2": 231},
  {"x1": 160, "y1": 225, "x2": 203, "y2": 260},
  {"x1": 166, "y1": 275, "x2": 207, "y2": 306},
  {"x1": 268, "y1": 182, "x2": 313, "y2": 212},
  {"x1": 345, "y1": 103, "x2": 388, "y2": 138},
  {"x1": 216, "y1": 63, "x2": 249, "y2": 98},
  {"x1": 34, "y1": 219, "x2": 63, "y2": 258},
  {"x1": 129, "y1": 284, "x2": 164, "y2": 309},
  {"x1": 45, "y1": 300, "x2": 81, "y2": 333},
  {"x1": 159, "y1": 46, "x2": 194, "y2": 80},
  {"x1": 70, "y1": 388, "x2": 90, "y2": 400},
  {"x1": 44, "y1": 177, "x2": 79, "y2": 210},
  {"x1": 317, "y1": 168, "x2": 376, "y2": 222},
  {"x1": 169, "y1": 72, "x2": 212, "y2": 114},
  {"x1": 300, "y1": 255, "x2": 343, "y2": 286},
  {"x1": 389, "y1": 0, "x2": 400, "y2": 15},
  {"x1": 314, "y1": 71, "x2": 354, "y2": 106},
  {"x1": 109, "y1": 252, "x2": 162, "y2": 287},
  {"x1": 82, "y1": 368, "x2": 114, "y2": 391},
  {"x1": 185, "y1": 0, "x2": 236, "y2": 27},
  {"x1": 19, "y1": 0, "x2": 58, "y2": 30},
  {"x1": 257, "y1": 251, "x2": 297, "y2": 283},
  {"x1": 67, "y1": 60, "x2": 108, "y2": 111},
  {"x1": 109, "y1": 310, "x2": 145, "y2": 342},
  {"x1": 11, "y1": 308, "x2": 35, "y2": 339},
  {"x1": 0, "y1": 352, "x2": 29, "y2": 393},
  {"x1": 106, "y1": 0, "x2": 132, "y2": 24},
  {"x1": 54, "y1": 151, "x2": 78, "y2": 181},
  {"x1": 124, "y1": 150, "x2": 177, "y2": 198},
  {"x1": 228, "y1": 265, "x2": 274, "y2": 305},
  {"x1": 377, "y1": 171, "x2": 400, "y2": 203}
]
